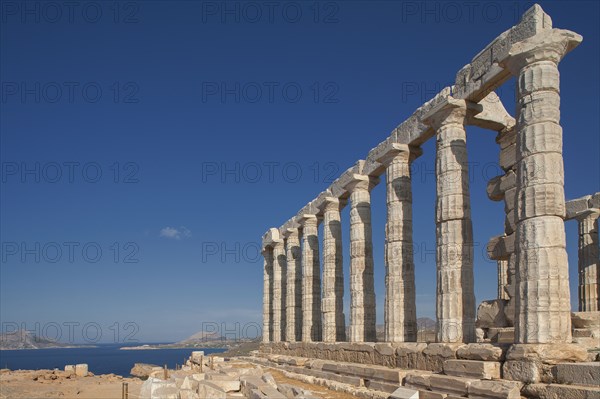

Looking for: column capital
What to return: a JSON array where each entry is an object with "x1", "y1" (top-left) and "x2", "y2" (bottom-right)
[
  {"x1": 343, "y1": 174, "x2": 380, "y2": 193},
  {"x1": 423, "y1": 96, "x2": 468, "y2": 129},
  {"x1": 574, "y1": 208, "x2": 600, "y2": 222},
  {"x1": 501, "y1": 29, "x2": 582, "y2": 74},
  {"x1": 281, "y1": 227, "x2": 300, "y2": 239},
  {"x1": 297, "y1": 213, "x2": 318, "y2": 226},
  {"x1": 318, "y1": 196, "x2": 347, "y2": 213},
  {"x1": 374, "y1": 142, "x2": 423, "y2": 166}
]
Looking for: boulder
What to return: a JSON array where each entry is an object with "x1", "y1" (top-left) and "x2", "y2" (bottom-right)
[{"x1": 130, "y1": 363, "x2": 161, "y2": 379}]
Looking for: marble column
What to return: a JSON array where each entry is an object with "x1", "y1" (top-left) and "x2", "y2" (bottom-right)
[
  {"x1": 262, "y1": 247, "x2": 274, "y2": 343},
  {"x1": 321, "y1": 197, "x2": 346, "y2": 342},
  {"x1": 576, "y1": 209, "x2": 600, "y2": 312},
  {"x1": 376, "y1": 143, "x2": 418, "y2": 342},
  {"x1": 272, "y1": 239, "x2": 287, "y2": 342},
  {"x1": 299, "y1": 214, "x2": 322, "y2": 342},
  {"x1": 503, "y1": 29, "x2": 582, "y2": 343},
  {"x1": 424, "y1": 97, "x2": 475, "y2": 344},
  {"x1": 498, "y1": 260, "x2": 510, "y2": 300},
  {"x1": 284, "y1": 228, "x2": 302, "y2": 342},
  {"x1": 345, "y1": 175, "x2": 378, "y2": 342}
]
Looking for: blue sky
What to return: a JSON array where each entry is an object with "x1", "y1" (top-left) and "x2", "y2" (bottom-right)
[{"x1": 1, "y1": 0, "x2": 598, "y2": 343}]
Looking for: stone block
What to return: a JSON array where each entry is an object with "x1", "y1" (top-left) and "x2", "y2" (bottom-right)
[
  {"x1": 502, "y1": 360, "x2": 540, "y2": 383},
  {"x1": 179, "y1": 389, "x2": 200, "y2": 399},
  {"x1": 565, "y1": 195, "x2": 592, "y2": 220},
  {"x1": 419, "y1": 391, "x2": 447, "y2": 399},
  {"x1": 198, "y1": 381, "x2": 228, "y2": 399},
  {"x1": 364, "y1": 379, "x2": 399, "y2": 393},
  {"x1": 505, "y1": 343, "x2": 589, "y2": 364},
  {"x1": 572, "y1": 312, "x2": 600, "y2": 328},
  {"x1": 64, "y1": 365, "x2": 75, "y2": 374},
  {"x1": 553, "y1": 362, "x2": 600, "y2": 387},
  {"x1": 404, "y1": 372, "x2": 431, "y2": 390},
  {"x1": 456, "y1": 344, "x2": 505, "y2": 361},
  {"x1": 477, "y1": 300, "x2": 508, "y2": 328},
  {"x1": 75, "y1": 364, "x2": 88, "y2": 377},
  {"x1": 210, "y1": 379, "x2": 241, "y2": 392},
  {"x1": 443, "y1": 359, "x2": 501, "y2": 379},
  {"x1": 389, "y1": 386, "x2": 419, "y2": 399},
  {"x1": 523, "y1": 383, "x2": 600, "y2": 399},
  {"x1": 429, "y1": 374, "x2": 477, "y2": 396},
  {"x1": 468, "y1": 379, "x2": 522, "y2": 399}
]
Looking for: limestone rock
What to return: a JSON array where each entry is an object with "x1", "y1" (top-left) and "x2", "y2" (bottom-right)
[{"x1": 572, "y1": 312, "x2": 600, "y2": 328}]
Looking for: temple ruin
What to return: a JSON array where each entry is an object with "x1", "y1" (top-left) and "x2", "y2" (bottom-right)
[{"x1": 257, "y1": 4, "x2": 599, "y2": 398}]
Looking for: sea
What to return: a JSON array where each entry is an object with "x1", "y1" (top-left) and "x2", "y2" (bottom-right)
[{"x1": 0, "y1": 343, "x2": 226, "y2": 377}]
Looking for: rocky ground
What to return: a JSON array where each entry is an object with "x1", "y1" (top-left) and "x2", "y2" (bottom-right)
[
  {"x1": 0, "y1": 368, "x2": 142, "y2": 399},
  {"x1": 0, "y1": 355, "x2": 360, "y2": 399}
]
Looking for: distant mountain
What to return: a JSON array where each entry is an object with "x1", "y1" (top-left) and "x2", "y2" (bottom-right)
[
  {"x1": 417, "y1": 317, "x2": 436, "y2": 330},
  {"x1": 0, "y1": 329, "x2": 78, "y2": 350},
  {"x1": 178, "y1": 330, "x2": 226, "y2": 344}
]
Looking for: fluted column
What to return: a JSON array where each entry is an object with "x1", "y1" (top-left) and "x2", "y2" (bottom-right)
[
  {"x1": 503, "y1": 29, "x2": 582, "y2": 343},
  {"x1": 262, "y1": 247, "x2": 274, "y2": 343},
  {"x1": 424, "y1": 97, "x2": 475, "y2": 344},
  {"x1": 272, "y1": 239, "x2": 287, "y2": 342},
  {"x1": 299, "y1": 214, "x2": 322, "y2": 342},
  {"x1": 498, "y1": 260, "x2": 510, "y2": 300},
  {"x1": 284, "y1": 228, "x2": 302, "y2": 342},
  {"x1": 321, "y1": 197, "x2": 346, "y2": 342},
  {"x1": 345, "y1": 175, "x2": 378, "y2": 342},
  {"x1": 376, "y1": 143, "x2": 419, "y2": 342},
  {"x1": 576, "y1": 209, "x2": 599, "y2": 312}
]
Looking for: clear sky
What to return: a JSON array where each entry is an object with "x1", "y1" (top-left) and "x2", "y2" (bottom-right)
[{"x1": 1, "y1": 0, "x2": 598, "y2": 344}]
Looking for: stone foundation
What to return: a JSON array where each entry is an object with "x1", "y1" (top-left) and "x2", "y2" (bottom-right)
[{"x1": 261, "y1": 341, "x2": 595, "y2": 385}]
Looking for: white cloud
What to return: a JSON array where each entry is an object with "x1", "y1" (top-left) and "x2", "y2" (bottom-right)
[{"x1": 160, "y1": 226, "x2": 191, "y2": 240}]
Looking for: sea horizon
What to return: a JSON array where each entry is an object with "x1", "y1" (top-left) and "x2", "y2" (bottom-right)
[{"x1": 0, "y1": 343, "x2": 226, "y2": 377}]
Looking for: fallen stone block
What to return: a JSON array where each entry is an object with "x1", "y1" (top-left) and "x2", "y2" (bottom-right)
[
  {"x1": 259, "y1": 385, "x2": 287, "y2": 399},
  {"x1": 502, "y1": 360, "x2": 540, "y2": 383},
  {"x1": 389, "y1": 386, "x2": 419, "y2": 399},
  {"x1": 75, "y1": 364, "x2": 88, "y2": 377},
  {"x1": 468, "y1": 379, "x2": 522, "y2": 399},
  {"x1": 363, "y1": 379, "x2": 398, "y2": 393},
  {"x1": 179, "y1": 389, "x2": 200, "y2": 399},
  {"x1": 210, "y1": 379, "x2": 241, "y2": 392},
  {"x1": 198, "y1": 380, "x2": 227, "y2": 399},
  {"x1": 64, "y1": 365, "x2": 75, "y2": 374}
]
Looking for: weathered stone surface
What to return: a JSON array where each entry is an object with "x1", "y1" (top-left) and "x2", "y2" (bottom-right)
[
  {"x1": 419, "y1": 391, "x2": 447, "y2": 399},
  {"x1": 456, "y1": 344, "x2": 505, "y2": 361},
  {"x1": 404, "y1": 372, "x2": 431, "y2": 390},
  {"x1": 566, "y1": 196, "x2": 592, "y2": 220},
  {"x1": 429, "y1": 374, "x2": 477, "y2": 396},
  {"x1": 468, "y1": 379, "x2": 522, "y2": 399},
  {"x1": 477, "y1": 300, "x2": 508, "y2": 329},
  {"x1": 523, "y1": 383, "x2": 600, "y2": 399},
  {"x1": 572, "y1": 312, "x2": 600, "y2": 328},
  {"x1": 506, "y1": 343, "x2": 589, "y2": 364},
  {"x1": 443, "y1": 359, "x2": 501, "y2": 379},
  {"x1": 502, "y1": 360, "x2": 540, "y2": 383},
  {"x1": 553, "y1": 362, "x2": 600, "y2": 387}
]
